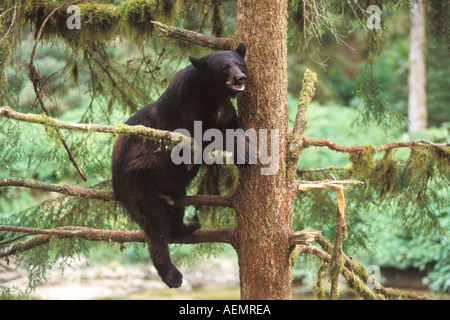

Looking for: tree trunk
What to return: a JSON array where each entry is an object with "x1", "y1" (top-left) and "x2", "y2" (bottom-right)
[
  {"x1": 408, "y1": 0, "x2": 427, "y2": 133},
  {"x1": 233, "y1": 0, "x2": 292, "y2": 300}
]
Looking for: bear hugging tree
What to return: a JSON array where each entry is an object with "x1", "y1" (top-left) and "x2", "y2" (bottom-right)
[{"x1": 111, "y1": 43, "x2": 252, "y2": 288}]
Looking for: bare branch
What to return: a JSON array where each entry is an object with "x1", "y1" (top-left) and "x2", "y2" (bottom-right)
[
  {"x1": 289, "y1": 228, "x2": 322, "y2": 246},
  {"x1": 296, "y1": 179, "x2": 363, "y2": 193},
  {"x1": 302, "y1": 136, "x2": 448, "y2": 153},
  {"x1": 151, "y1": 21, "x2": 232, "y2": 50},
  {"x1": 0, "y1": 226, "x2": 236, "y2": 259},
  {"x1": 176, "y1": 194, "x2": 234, "y2": 208}
]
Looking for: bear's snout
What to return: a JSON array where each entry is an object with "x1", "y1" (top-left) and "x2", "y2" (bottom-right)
[
  {"x1": 236, "y1": 74, "x2": 246, "y2": 85},
  {"x1": 226, "y1": 69, "x2": 246, "y2": 94}
]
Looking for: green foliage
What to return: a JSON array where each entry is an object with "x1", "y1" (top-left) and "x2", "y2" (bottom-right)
[
  {"x1": 292, "y1": 101, "x2": 449, "y2": 292},
  {"x1": 288, "y1": 0, "x2": 449, "y2": 130},
  {"x1": 0, "y1": 184, "x2": 132, "y2": 294},
  {"x1": 354, "y1": 62, "x2": 405, "y2": 130},
  {"x1": 0, "y1": 1, "x2": 33, "y2": 106},
  {"x1": 119, "y1": 0, "x2": 180, "y2": 44}
]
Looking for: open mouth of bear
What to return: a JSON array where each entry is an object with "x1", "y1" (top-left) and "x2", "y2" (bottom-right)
[{"x1": 226, "y1": 81, "x2": 245, "y2": 93}]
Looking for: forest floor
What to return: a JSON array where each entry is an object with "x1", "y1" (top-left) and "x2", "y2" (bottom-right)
[
  {"x1": 2, "y1": 257, "x2": 448, "y2": 300},
  {"x1": 1, "y1": 257, "x2": 242, "y2": 300}
]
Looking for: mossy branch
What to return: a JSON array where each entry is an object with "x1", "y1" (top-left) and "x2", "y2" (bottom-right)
[
  {"x1": 295, "y1": 179, "x2": 360, "y2": 299},
  {"x1": 151, "y1": 21, "x2": 232, "y2": 50},
  {"x1": 312, "y1": 235, "x2": 433, "y2": 300},
  {"x1": 25, "y1": 1, "x2": 233, "y2": 50},
  {"x1": 292, "y1": 70, "x2": 318, "y2": 136},
  {"x1": 0, "y1": 107, "x2": 191, "y2": 144},
  {"x1": 299, "y1": 244, "x2": 383, "y2": 300},
  {"x1": 329, "y1": 185, "x2": 346, "y2": 300},
  {"x1": 287, "y1": 69, "x2": 318, "y2": 182},
  {"x1": 3, "y1": 107, "x2": 443, "y2": 160}
]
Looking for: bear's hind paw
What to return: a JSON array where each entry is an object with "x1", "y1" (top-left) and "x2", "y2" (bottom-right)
[
  {"x1": 159, "y1": 264, "x2": 183, "y2": 288},
  {"x1": 183, "y1": 222, "x2": 201, "y2": 235}
]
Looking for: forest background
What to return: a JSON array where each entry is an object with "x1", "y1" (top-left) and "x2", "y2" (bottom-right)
[{"x1": 0, "y1": 0, "x2": 448, "y2": 299}]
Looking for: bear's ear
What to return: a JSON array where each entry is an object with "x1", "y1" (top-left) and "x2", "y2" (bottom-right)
[
  {"x1": 235, "y1": 42, "x2": 246, "y2": 58},
  {"x1": 189, "y1": 56, "x2": 207, "y2": 69}
]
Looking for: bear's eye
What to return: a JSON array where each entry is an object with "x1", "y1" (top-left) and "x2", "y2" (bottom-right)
[{"x1": 221, "y1": 64, "x2": 230, "y2": 71}]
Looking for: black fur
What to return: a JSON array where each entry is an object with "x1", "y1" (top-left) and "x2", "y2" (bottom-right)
[{"x1": 112, "y1": 43, "x2": 249, "y2": 288}]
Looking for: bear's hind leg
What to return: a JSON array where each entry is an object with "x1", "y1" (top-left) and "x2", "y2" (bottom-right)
[
  {"x1": 155, "y1": 190, "x2": 201, "y2": 238},
  {"x1": 141, "y1": 196, "x2": 184, "y2": 288},
  {"x1": 122, "y1": 187, "x2": 184, "y2": 288},
  {"x1": 147, "y1": 231, "x2": 183, "y2": 288}
]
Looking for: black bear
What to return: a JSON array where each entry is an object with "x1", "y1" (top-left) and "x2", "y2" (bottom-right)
[{"x1": 112, "y1": 43, "x2": 251, "y2": 288}]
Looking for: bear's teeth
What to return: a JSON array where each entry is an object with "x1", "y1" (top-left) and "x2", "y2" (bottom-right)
[{"x1": 234, "y1": 84, "x2": 245, "y2": 91}]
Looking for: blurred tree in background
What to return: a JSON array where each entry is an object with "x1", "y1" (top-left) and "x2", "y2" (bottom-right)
[{"x1": 0, "y1": 0, "x2": 448, "y2": 299}]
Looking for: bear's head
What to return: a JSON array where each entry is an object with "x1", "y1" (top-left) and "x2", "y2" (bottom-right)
[{"x1": 189, "y1": 43, "x2": 247, "y2": 97}]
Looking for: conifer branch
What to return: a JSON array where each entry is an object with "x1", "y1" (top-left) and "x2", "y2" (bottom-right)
[
  {"x1": 297, "y1": 166, "x2": 346, "y2": 174},
  {"x1": 287, "y1": 70, "x2": 318, "y2": 181},
  {"x1": 302, "y1": 136, "x2": 448, "y2": 153},
  {"x1": 330, "y1": 185, "x2": 346, "y2": 300},
  {"x1": 0, "y1": 107, "x2": 190, "y2": 143},
  {"x1": 0, "y1": 178, "x2": 114, "y2": 200},
  {"x1": 299, "y1": 244, "x2": 382, "y2": 300},
  {"x1": 291, "y1": 70, "x2": 318, "y2": 137},
  {"x1": 0, "y1": 226, "x2": 236, "y2": 259},
  {"x1": 175, "y1": 194, "x2": 234, "y2": 208},
  {"x1": 299, "y1": 243, "x2": 432, "y2": 300},
  {"x1": 3, "y1": 107, "x2": 444, "y2": 157},
  {"x1": 0, "y1": 178, "x2": 234, "y2": 208},
  {"x1": 151, "y1": 21, "x2": 233, "y2": 50},
  {"x1": 28, "y1": 0, "x2": 88, "y2": 181},
  {"x1": 288, "y1": 228, "x2": 322, "y2": 246}
]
